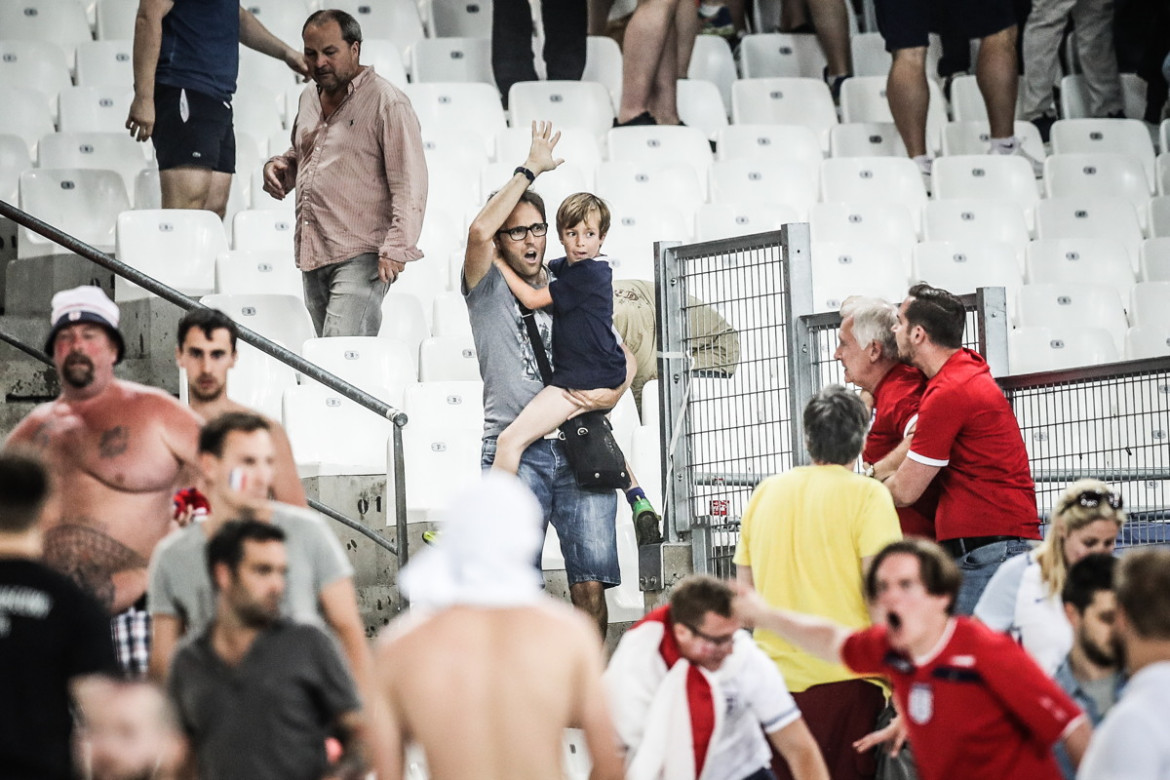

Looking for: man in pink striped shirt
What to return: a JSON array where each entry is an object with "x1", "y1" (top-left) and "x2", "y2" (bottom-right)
[{"x1": 263, "y1": 9, "x2": 429, "y2": 337}]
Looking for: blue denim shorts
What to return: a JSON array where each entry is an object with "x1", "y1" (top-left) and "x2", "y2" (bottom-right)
[
  {"x1": 482, "y1": 437, "x2": 620, "y2": 588},
  {"x1": 954, "y1": 538, "x2": 1035, "y2": 616}
]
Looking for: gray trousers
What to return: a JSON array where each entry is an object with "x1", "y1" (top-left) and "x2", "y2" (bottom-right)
[
  {"x1": 302, "y1": 252, "x2": 389, "y2": 338},
  {"x1": 1019, "y1": 0, "x2": 1123, "y2": 119}
]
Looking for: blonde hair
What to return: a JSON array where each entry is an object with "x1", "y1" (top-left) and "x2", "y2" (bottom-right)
[
  {"x1": 1035, "y1": 478, "x2": 1126, "y2": 597},
  {"x1": 556, "y1": 192, "x2": 610, "y2": 236}
]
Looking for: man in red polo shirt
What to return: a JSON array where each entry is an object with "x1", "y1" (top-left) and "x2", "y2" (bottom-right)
[
  {"x1": 835, "y1": 297, "x2": 936, "y2": 539},
  {"x1": 735, "y1": 538, "x2": 1092, "y2": 780},
  {"x1": 883, "y1": 284, "x2": 1039, "y2": 614}
]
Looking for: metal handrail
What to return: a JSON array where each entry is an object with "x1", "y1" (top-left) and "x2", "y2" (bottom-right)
[{"x1": 0, "y1": 199, "x2": 409, "y2": 564}]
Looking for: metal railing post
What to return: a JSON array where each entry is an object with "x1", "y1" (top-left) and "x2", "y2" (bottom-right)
[
  {"x1": 655, "y1": 240, "x2": 688, "y2": 543},
  {"x1": 782, "y1": 222, "x2": 815, "y2": 465}
]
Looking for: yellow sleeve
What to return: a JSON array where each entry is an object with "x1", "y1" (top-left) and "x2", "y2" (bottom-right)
[
  {"x1": 733, "y1": 479, "x2": 769, "y2": 567},
  {"x1": 854, "y1": 480, "x2": 903, "y2": 558}
]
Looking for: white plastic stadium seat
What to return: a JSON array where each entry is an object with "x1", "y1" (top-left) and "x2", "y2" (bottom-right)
[
  {"x1": 606, "y1": 126, "x2": 714, "y2": 192},
  {"x1": 1034, "y1": 197, "x2": 1144, "y2": 271},
  {"x1": 839, "y1": 76, "x2": 946, "y2": 153},
  {"x1": 687, "y1": 35, "x2": 737, "y2": 114},
  {"x1": 95, "y1": 0, "x2": 139, "y2": 40},
  {"x1": 730, "y1": 78, "x2": 838, "y2": 150},
  {"x1": 1044, "y1": 153, "x2": 1152, "y2": 232},
  {"x1": 709, "y1": 158, "x2": 820, "y2": 219},
  {"x1": 0, "y1": 0, "x2": 92, "y2": 64},
  {"x1": 1060, "y1": 73, "x2": 1148, "y2": 121},
  {"x1": 1015, "y1": 283, "x2": 1130, "y2": 354},
  {"x1": 402, "y1": 380, "x2": 484, "y2": 432},
  {"x1": 676, "y1": 79, "x2": 730, "y2": 141},
  {"x1": 1140, "y1": 237, "x2": 1170, "y2": 281},
  {"x1": 428, "y1": 0, "x2": 491, "y2": 36},
  {"x1": 1024, "y1": 238, "x2": 1135, "y2": 297},
  {"x1": 940, "y1": 121, "x2": 1045, "y2": 161},
  {"x1": 216, "y1": 249, "x2": 302, "y2": 297},
  {"x1": 1125, "y1": 325, "x2": 1170, "y2": 359},
  {"x1": 811, "y1": 242, "x2": 910, "y2": 312},
  {"x1": 602, "y1": 203, "x2": 693, "y2": 280},
  {"x1": 431, "y1": 291, "x2": 472, "y2": 337},
  {"x1": 495, "y1": 126, "x2": 602, "y2": 174},
  {"x1": 912, "y1": 241, "x2": 1023, "y2": 312},
  {"x1": 211, "y1": 340, "x2": 297, "y2": 420},
  {"x1": 357, "y1": 39, "x2": 409, "y2": 87},
  {"x1": 18, "y1": 169, "x2": 129, "y2": 259},
  {"x1": 1130, "y1": 281, "x2": 1170, "y2": 329},
  {"x1": 302, "y1": 336, "x2": 416, "y2": 408},
  {"x1": 405, "y1": 83, "x2": 507, "y2": 157},
  {"x1": 819, "y1": 157, "x2": 928, "y2": 217},
  {"x1": 388, "y1": 423, "x2": 483, "y2": 523},
  {"x1": 239, "y1": 0, "x2": 309, "y2": 44},
  {"x1": 418, "y1": 335, "x2": 480, "y2": 381},
  {"x1": 583, "y1": 35, "x2": 623, "y2": 105},
  {"x1": 409, "y1": 37, "x2": 493, "y2": 84},
  {"x1": 115, "y1": 209, "x2": 228, "y2": 301},
  {"x1": 931, "y1": 155, "x2": 1041, "y2": 220},
  {"x1": 0, "y1": 41, "x2": 71, "y2": 120},
  {"x1": 1050, "y1": 118, "x2": 1157, "y2": 192},
  {"x1": 75, "y1": 40, "x2": 135, "y2": 87},
  {"x1": 331, "y1": 0, "x2": 425, "y2": 65},
  {"x1": 829, "y1": 122, "x2": 907, "y2": 158},
  {"x1": 38, "y1": 132, "x2": 150, "y2": 198},
  {"x1": 378, "y1": 292, "x2": 429, "y2": 370},
  {"x1": 58, "y1": 87, "x2": 136, "y2": 134},
  {"x1": 1150, "y1": 196, "x2": 1170, "y2": 238},
  {"x1": 0, "y1": 135, "x2": 34, "y2": 203},
  {"x1": 694, "y1": 202, "x2": 800, "y2": 241},
  {"x1": 850, "y1": 32, "x2": 891, "y2": 76},
  {"x1": 0, "y1": 88, "x2": 56, "y2": 158},
  {"x1": 737, "y1": 33, "x2": 827, "y2": 79},
  {"x1": 715, "y1": 124, "x2": 822, "y2": 163},
  {"x1": 284, "y1": 383, "x2": 395, "y2": 477},
  {"x1": 1009, "y1": 326, "x2": 1120, "y2": 373},
  {"x1": 508, "y1": 81, "x2": 615, "y2": 140},
  {"x1": 596, "y1": 160, "x2": 704, "y2": 216},
  {"x1": 921, "y1": 198, "x2": 1030, "y2": 270},
  {"x1": 232, "y1": 209, "x2": 296, "y2": 252},
  {"x1": 200, "y1": 293, "x2": 316, "y2": 356},
  {"x1": 809, "y1": 201, "x2": 918, "y2": 262}
]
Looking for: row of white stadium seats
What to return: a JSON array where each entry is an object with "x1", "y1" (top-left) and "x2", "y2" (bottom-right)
[{"x1": 0, "y1": 0, "x2": 484, "y2": 54}]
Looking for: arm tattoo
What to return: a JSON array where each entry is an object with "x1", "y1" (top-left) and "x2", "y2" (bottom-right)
[
  {"x1": 99, "y1": 426, "x2": 129, "y2": 459},
  {"x1": 42, "y1": 525, "x2": 148, "y2": 612}
]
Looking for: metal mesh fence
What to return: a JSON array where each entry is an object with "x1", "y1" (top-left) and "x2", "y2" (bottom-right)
[
  {"x1": 657, "y1": 228, "x2": 808, "y2": 577},
  {"x1": 1002, "y1": 361, "x2": 1170, "y2": 546}
]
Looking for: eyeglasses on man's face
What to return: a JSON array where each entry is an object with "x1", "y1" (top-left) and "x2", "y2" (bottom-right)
[
  {"x1": 497, "y1": 222, "x2": 548, "y2": 241},
  {"x1": 683, "y1": 622, "x2": 737, "y2": 648}
]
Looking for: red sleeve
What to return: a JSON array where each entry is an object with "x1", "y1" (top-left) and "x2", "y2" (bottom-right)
[
  {"x1": 977, "y1": 631, "x2": 1085, "y2": 746},
  {"x1": 886, "y1": 386, "x2": 921, "y2": 439},
  {"x1": 907, "y1": 382, "x2": 962, "y2": 466},
  {"x1": 840, "y1": 625, "x2": 891, "y2": 676}
]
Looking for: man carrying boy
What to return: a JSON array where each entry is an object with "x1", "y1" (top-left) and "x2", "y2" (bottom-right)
[{"x1": 463, "y1": 121, "x2": 635, "y2": 636}]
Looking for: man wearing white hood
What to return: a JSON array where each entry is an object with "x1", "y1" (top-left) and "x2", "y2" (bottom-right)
[{"x1": 374, "y1": 472, "x2": 625, "y2": 780}]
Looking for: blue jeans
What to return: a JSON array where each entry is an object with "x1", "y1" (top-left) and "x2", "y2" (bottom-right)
[
  {"x1": 953, "y1": 539, "x2": 1035, "y2": 616},
  {"x1": 302, "y1": 252, "x2": 389, "y2": 337},
  {"x1": 482, "y1": 437, "x2": 620, "y2": 587}
]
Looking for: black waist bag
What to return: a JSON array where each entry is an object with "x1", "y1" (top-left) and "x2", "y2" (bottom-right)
[
  {"x1": 558, "y1": 411, "x2": 629, "y2": 490},
  {"x1": 518, "y1": 302, "x2": 629, "y2": 492}
]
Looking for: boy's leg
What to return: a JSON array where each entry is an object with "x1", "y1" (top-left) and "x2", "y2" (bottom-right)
[
  {"x1": 623, "y1": 462, "x2": 663, "y2": 545},
  {"x1": 493, "y1": 386, "x2": 582, "y2": 474}
]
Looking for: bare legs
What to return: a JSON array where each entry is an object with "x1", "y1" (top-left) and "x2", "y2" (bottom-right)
[{"x1": 159, "y1": 168, "x2": 232, "y2": 219}]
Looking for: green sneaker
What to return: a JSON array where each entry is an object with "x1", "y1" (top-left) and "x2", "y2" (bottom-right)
[
  {"x1": 632, "y1": 498, "x2": 663, "y2": 546},
  {"x1": 422, "y1": 529, "x2": 441, "y2": 546}
]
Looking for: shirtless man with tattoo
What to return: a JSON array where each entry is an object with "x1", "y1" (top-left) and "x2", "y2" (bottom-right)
[{"x1": 4, "y1": 286, "x2": 201, "y2": 675}]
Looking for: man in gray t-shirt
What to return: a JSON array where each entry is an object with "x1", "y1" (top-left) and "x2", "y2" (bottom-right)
[
  {"x1": 463, "y1": 122, "x2": 631, "y2": 637},
  {"x1": 147, "y1": 413, "x2": 362, "y2": 690},
  {"x1": 169, "y1": 521, "x2": 366, "y2": 780}
]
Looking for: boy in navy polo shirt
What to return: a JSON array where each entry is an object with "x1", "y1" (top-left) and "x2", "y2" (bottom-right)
[{"x1": 492, "y1": 192, "x2": 657, "y2": 531}]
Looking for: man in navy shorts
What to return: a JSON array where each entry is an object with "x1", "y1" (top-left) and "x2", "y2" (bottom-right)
[
  {"x1": 875, "y1": 0, "x2": 1041, "y2": 181},
  {"x1": 126, "y1": 0, "x2": 308, "y2": 218}
]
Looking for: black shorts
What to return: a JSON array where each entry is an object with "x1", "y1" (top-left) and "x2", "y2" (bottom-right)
[
  {"x1": 875, "y1": 0, "x2": 1016, "y2": 51},
  {"x1": 152, "y1": 83, "x2": 236, "y2": 173}
]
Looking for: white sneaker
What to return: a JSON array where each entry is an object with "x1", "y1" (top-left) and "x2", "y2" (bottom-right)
[{"x1": 990, "y1": 138, "x2": 1044, "y2": 179}]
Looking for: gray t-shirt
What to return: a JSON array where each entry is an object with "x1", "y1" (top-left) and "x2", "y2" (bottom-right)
[
  {"x1": 464, "y1": 264, "x2": 555, "y2": 438},
  {"x1": 169, "y1": 619, "x2": 359, "y2": 780},
  {"x1": 148, "y1": 503, "x2": 354, "y2": 634}
]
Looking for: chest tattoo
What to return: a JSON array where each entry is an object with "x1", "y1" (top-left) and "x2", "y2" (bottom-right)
[{"x1": 99, "y1": 426, "x2": 129, "y2": 459}]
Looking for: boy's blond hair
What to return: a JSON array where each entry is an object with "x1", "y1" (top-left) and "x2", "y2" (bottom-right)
[{"x1": 556, "y1": 192, "x2": 611, "y2": 236}]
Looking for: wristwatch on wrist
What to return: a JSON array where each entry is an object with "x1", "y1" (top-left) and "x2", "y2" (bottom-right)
[{"x1": 864, "y1": 464, "x2": 876, "y2": 479}]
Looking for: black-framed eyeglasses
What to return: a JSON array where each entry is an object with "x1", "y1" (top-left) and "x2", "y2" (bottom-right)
[
  {"x1": 1072, "y1": 490, "x2": 1123, "y2": 510},
  {"x1": 497, "y1": 222, "x2": 548, "y2": 241},
  {"x1": 682, "y1": 622, "x2": 737, "y2": 647}
]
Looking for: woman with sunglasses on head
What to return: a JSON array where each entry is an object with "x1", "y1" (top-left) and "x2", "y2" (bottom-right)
[{"x1": 974, "y1": 479, "x2": 1126, "y2": 674}]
